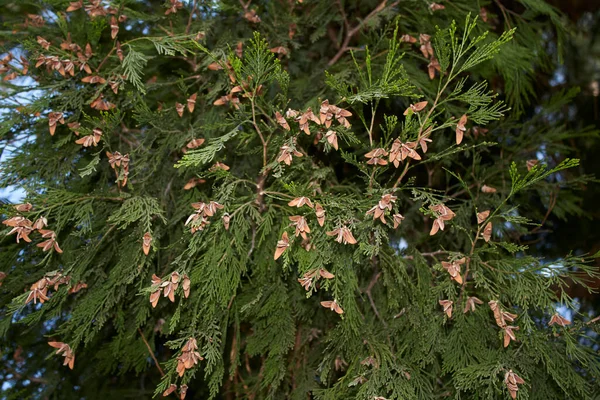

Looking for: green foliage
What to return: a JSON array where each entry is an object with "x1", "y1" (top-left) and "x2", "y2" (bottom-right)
[
  {"x1": 0, "y1": 0, "x2": 598, "y2": 399},
  {"x1": 509, "y1": 158, "x2": 580, "y2": 195},
  {"x1": 123, "y1": 46, "x2": 149, "y2": 94},
  {"x1": 78, "y1": 151, "x2": 101, "y2": 177},
  {"x1": 107, "y1": 196, "x2": 167, "y2": 231},
  {"x1": 175, "y1": 124, "x2": 245, "y2": 168},
  {"x1": 326, "y1": 24, "x2": 415, "y2": 104}
]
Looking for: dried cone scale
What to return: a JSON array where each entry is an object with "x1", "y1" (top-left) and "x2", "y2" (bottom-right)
[
  {"x1": 182, "y1": 274, "x2": 191, "y2": 298},
  {"x1": 288, "y1": 196, "x2": 313, "y2": 208},
  {"x1": 326, "y1": 226, "x2": 357, "y2": 245},
  {"x1": 321, "y1": 299, "x2": 343, "y2": 314},
  {"x1": 163, "y1": 384, "x2": 177, "y2": 397},
  {"x1": 439, "y1": 300, "x2": 453, "y2": 318},
  {"x1": 289, "y1": 215, "x2": 310, "y2": 239},
  {"x1": 403, "y1": 101, "x2": 428, "y2": 115},
  {"x1": 149, "y1": 274, "x2": 162, "y2": 308},
  {"x1": 463, "y1": 296, "x2": 483, "y2": 313},
  {"x1": 48, "y1": 341, "x2": 75, "y2": 369},
  {"x1": 548, "y1": 313, "x2": 571, "y2": 327},
  {"x1": 142, "y1": 232, "x2": 152, "y2": 255},
  {"x1": 504, "y1": 370, "x2": 525, "y2": 399},
  {"x1": 187, "y1": 93, "x2": 197, "y2": 112},
  {"x1": 366, "y1": 194, "x2": 397, "y2": 224},
  {"x1": 456, "y1": 114, "x2": 467, "y2": 144},
  {"x1": 222, "y1": 213, "x2": 230, "y2": 230},
  {"x1": 441, "y1": 257, "x2": 465, "y2": 284},
  {"x1": 315, "y1": 203, "x2": 326, "y2": 227},
  {"x1": 176, "y1": 337, "x2": 203, "y2": 377},
  {"x1": 274, "y1": 231, "x2": 290, "y2": 260}
]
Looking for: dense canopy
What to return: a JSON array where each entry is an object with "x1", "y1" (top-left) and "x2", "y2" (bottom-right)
[{"x1": 1, "y1": 0, "x2": 599, "y2": 399}]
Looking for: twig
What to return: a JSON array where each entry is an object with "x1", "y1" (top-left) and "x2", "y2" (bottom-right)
[
  {"x1": 458, "y1": 224, "x2": 483, "y2": 304},
  {"x1": 392, "y1": 78, "x2": 451, "y2": 189},
  {"x1": 368, "y1": 167, "x2": 377, "y2": 190},
  {"x1": 449, "y1": 183, "x2": 478, "y2": 198},
  {"x1": 586, "y1": 315, "x2": 600, "y2": 325},
  {"x1": 95, "y1": 2, "x2": 125, "y2": 72},
  {"x1": 5, "y1": 367, "x2": 48, "y2": 384},
  {"x1": 238, "y1": 0, "x2": 251, "y2": 11},
  {"x1": 563, "y1": 314, "x2": 600, "y2": 336},
  {"x1": 247, "y1": 223, "x2": 257, "y2": 258},
  {"x1": 95, "y1": 46, "x2": 115, "y2": 73},
  {"x1": 365, "y1": 270, "x2": 387, "y2": 327},
  {"x1": 250, "y1": 98, "x2": 268, "y2": 168},
  {"x1": 367, "y1": 103, "x2": 377, "y2": 147},
  {"x1": 530, "y1": 190, "x2": 557, "y2": 234},
  {"x1": 493, "y1": 0, "x2": 512, "y2": 29},
  {"x1": 480, "y1": 261, "x2": 515, "y2": 274},
  {"x1": 263, "y1": 190, "x2": 294, "y2": 199},
  {"x1": 392, "y1": 159, "x2": 411, "y2": 189},
  {"x1": 185, "y1": 0, "x2": 198, "y2": 34},
  {"x1": 290, "y1": 326, "x2": 302, "y2": 390},
  {"x1": 229, "y1": 325, "x2": 239, "y2": 384},
  {"x1": 138, "y1": 328, "x2": 165, "y2": 377},
  {"x1": 158, "y1": 24, "x2": 175, "y2": 37},
  {"x1": 392, "y1": 38, "x2": 462, "y2": 190},
  {"x1": 328, "y1": 1, "x2": 399, "y2": 66},
  {"x1": 335, "y1": 0, "x2": 350, "y2": 32},
  {"x1": 227, "y1": 294, "x2": 236, "y2": 310},
  {"x1": 403, "y1": 250, "x2": 449, "y2": 260}
]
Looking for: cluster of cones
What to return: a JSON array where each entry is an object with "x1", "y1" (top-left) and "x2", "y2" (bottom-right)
[
  {"x1": 149, "y1": 272, "x2": 190, "y2": 308},
  {"x1": 176, "y1": 338, "x2": 203, "y2": 377},
  {"x1": 162, "y1": 383, "x2": 188, "y2": 399},
  {"x1": 1, "y1": 52, "x2": 28, "y2": 82},
  {"x1": 106, "y1": 151, "x2": 130, "y2": 188},
  {"x1": 275, "y1": 100, "x2": 352, "y2": 164},
  {"x1": 48, "y1": 341, "x2": 75, "y2": 369},
  {"x1": 488, "y1": 300, "x2": 519, "y2": 347},
  {"x1": 25, "y1": 271, "x2": 87, "y2": 305},
  {"x1": 3, "y1": 203, "x2": 63, "y2": 253},
  {"x1": 185, "y1": 201, "x2": 224, "y2": 234},
  {"x1": 366, "y1": 194, "x2": 404, "y2": 228}
]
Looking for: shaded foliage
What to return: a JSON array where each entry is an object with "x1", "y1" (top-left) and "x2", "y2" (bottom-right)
[{"x1": 0, "y1": 1, "x2": 599, "y2": 399}]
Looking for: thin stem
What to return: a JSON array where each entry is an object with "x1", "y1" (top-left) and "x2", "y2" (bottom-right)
[
  {"x1": 368, "y1": 103, "x2": 376, "y2": 147},
  {"x1": 238, "y1": 0, "x2": 251, "y2": 10},
  {"x1": 95, "y1": 3, "x2": 125, "y2": 73},
  {"x1": 494, "y1": 0, "x2": 513, "y2": 29},
  {"x1": 250, "y1": 98, "x2": 268, "y2": 168},
  {"x1": 365, "y1": 270, "x2": 387, "y2": 328},
  {"x1": 263, "y1": 190, "x2": 294, "y2": 199},
  {"x1": 138, "y1": 328, "x2": 165, "y2": 377},
  {"x1": 368, "y1": 167, "x2": 376, "y2": 191},
  {"x1": 404, "y1": 250, "x2": 449, "y2": 260},
  {"x1": 228, "y1": 201, "x2": 254, "y2": 219},
  {"x1": 4, "y1": 367, "x2": 48, "y2": 384},
  {"x1": 530, "y1": 190, "x2": 557, "y2": 234},
  {"x1": 96, "y1": 45, "x2": 115, "y2": 72},
  {"x1": 335, "y1": 0, "x2": 350, "y2": 32},
  {"x1": 458, "y1": 223, "x2": 482, "y2": 303},
  {"x1": 185, "y1": 0, "x2": 198, "y2": 34},
  {"x1": 587, "y1": 315, "x2": 600, "y2": 325},
  {"x1": 328, "y1": 1, "x2": 399, "y2": 66},
  {"x1": 392, "y1": 60, "x2": 457, "y2": 189}
]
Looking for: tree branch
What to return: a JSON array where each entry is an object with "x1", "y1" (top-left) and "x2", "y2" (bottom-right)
[
  {"x1": 403, "y1": 250, "x2": 449, "y2": 260},
  {"x1": 365, "y1": 270, "x2": 387, "y2": 327},
  {"x1": 138, "y1": 328, "x2": 165, "y2": 377},
  {"x1": 185, "y1": 0, "x2": 198, "y2": 34},
  {"x1": 328, "y1": 1, "x2": 399, "y2": 66}
]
